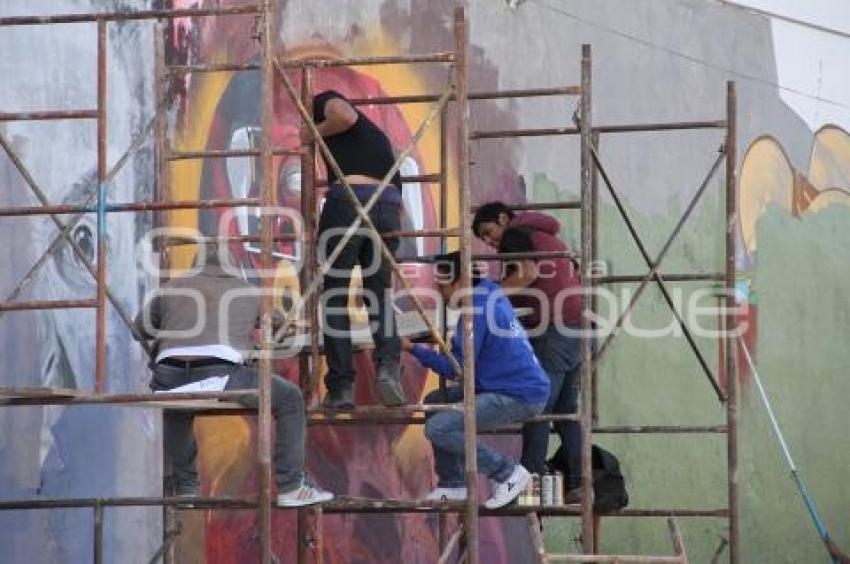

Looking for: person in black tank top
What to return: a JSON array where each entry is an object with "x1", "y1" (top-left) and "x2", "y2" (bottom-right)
[{"x1": 309, "y1": 90, "x2": 406, "y2": 409}]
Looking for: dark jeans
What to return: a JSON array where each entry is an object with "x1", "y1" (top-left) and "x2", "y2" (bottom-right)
[
  {"x1": 319, "y1": 185, "x2": 401, "y2": 392},
  {"x1": 520, "y1": 326, "x2": 582, "y2": 486},
  {"x1": 424, "y1": 386, "x2": 544, "y2": 487},
  {"x1": 150, "y1": 362, "x2": 306, "y2": 492}
]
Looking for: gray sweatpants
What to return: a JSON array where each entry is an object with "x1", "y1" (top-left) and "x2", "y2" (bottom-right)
[{"x1": 150, "y1": 361, "x2": 305, "y2": 493}]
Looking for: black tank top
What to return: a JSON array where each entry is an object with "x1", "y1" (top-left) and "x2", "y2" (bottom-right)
[{"x1": 313, "y1": 90, "x2": 403, "y2": 191}]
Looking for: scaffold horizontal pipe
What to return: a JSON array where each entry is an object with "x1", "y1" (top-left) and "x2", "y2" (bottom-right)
[
  {"x1": 593, "y1": 425, "x2": 728, "y2": 434},
  {"x1": 472, "y1": 201, "x2": 581, "y2": 212},
  {"x1": 382, "y1": 228, "x2": 460, "y2": 239},
  {"x1": 0, "y1": 198, "x2": 260, "y2": 217},
  {"x1": 317, "y1": 173, "x2": 442, "y2": 187},
  {"x1": 595, "y1": 120, "x2": 727, "y2": 133},
  {"x1": 309, "y1": 403, "x2": 462, "y2": 416},
  {"x1": 472, "y1": 250, "x2": 577, "y2": 261},
  {"x1": 594, "y1": 273, "x2": 725, "y2": 283},
  {"x1": 546, "y1": 556, "x2": 682, "y2": 563},
  {"x1": 0, "y1": 5, "x2": 260, "y2": 26},
  {"x1": 472, "y1": 126, "x2": 578, "y2": 139},
  {"x1": 472, "y1": 120, "x2": 728, "y2": 140},
  {"x1": 0, "y1": 299, "x2": 97, "y2": 312},
  {"x1": 0, "y1": 495, "x2": 729, "y2": 517},
  {"x1": 348, "y1": 86, "x2": 581, "y2": 106},
  {"x1": 169, "y1": 62, "x2": 260, "y2": 73},
  {"x1": 0, "y1": 390, "x2": 256, "y2": 407},
  {"x1": 160, "y1": 234, "x2": 299, "y2": 246},
  {"x1": 168, "y1": 148, "x2": 304, "y2": 160},
  {"x1": 0, "y1": 110, "x2": 98, "y2": 121},
  {"x1": 278, "y1": 52, "x2": 454, "y2": 69}
]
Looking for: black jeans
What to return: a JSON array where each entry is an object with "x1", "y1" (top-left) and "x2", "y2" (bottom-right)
[
  {"x1": 519, "y1": 326, "x2": 582, "y2": 486},
  {"x1": 319, "y1": 186, "x2": 401, "y2": 392},
  {"x1": 150, "y1": 362, "x2": 306, "y2": 492}
]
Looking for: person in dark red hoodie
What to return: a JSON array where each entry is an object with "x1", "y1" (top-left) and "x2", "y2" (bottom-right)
[{"x1": 472, "y1": 202, "x2": 584, "y2": 502}]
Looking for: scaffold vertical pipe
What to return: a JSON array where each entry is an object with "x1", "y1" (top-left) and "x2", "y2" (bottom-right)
[
  {"x1": 302, "y1": 65, "x2": 321, "y2": 407},
  {"x1": 453, "y1": 7, "x2": 478, "y2": 564},
  {"x1": 154, "y1": 20, "x2": 172, "y2": 275},
  {"x1": 725, "y1": 80, "x2": 739, "y2": 564},
  {"x1": 578, "y1": 43, "x2": 595, "y2": 554},
  {"x1": 437, "y1": 101, "x2": 449, "y2": 558},
  {"x1": 297, "y1": 58, "x2": 321, "y2": 564},
  {"x1": 95, "y1": 19, "x2": 108, "y2": 393},
  {"x1": 438, "y1": 104, "x2": 449, "y2": 404},
  {"x1": 258, "y1": 1, "x2": 276, "y2": 561},
  {"x1": 590, "y1": 131, "x2": 600, "y2": 426},
  {"x1": 297, "y1": 64, "x2": 311, "y2": 564},
  {"x1": 93, "y1": 501, "x2": 104, "y2": 564},
  {"x1": 153, "y1": 20, "x2": 176, "y2": 564}
]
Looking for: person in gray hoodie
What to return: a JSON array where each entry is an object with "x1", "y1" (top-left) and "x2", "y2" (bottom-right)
[{"x1": 134, "y1": 243, "x2": 333, "y2": 506}]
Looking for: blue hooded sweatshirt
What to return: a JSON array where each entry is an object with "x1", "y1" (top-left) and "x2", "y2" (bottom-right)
[{"x1": 410, "y1": 278, "x2": 550, "y2": 405}]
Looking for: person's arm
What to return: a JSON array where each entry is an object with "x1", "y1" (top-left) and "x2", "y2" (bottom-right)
[
  {"x1": 408, "y1": 343, "x2": 458, "y2": 379},
  {"x1": 308, "y1": 97, "x2": 358, "y2": 141}
]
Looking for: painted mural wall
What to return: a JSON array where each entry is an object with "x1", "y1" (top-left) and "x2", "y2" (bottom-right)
[{"x1": 0, "y1": 1, "x2": 847, "y2": 563}]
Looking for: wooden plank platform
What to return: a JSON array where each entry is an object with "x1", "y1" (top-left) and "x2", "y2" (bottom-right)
[{"x1": 0, "y1": 386, "x2": 83, "y2": 399}]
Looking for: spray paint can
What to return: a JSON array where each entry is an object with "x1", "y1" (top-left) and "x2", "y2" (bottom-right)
[
  {"x1": 542, "y1": 472, "x2": 555, "y2": 506},
  {"x1": 553, "y1": 472, "x2": 564, "y2": 506},
  {"x1": 519, "y1": 474, "x2": 534, "y2": 506},
  {"x1": 530, "y1": 473, "x2": 541, "y2": 506}
]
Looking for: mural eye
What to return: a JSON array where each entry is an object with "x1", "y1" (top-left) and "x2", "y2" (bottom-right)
[{"x1": 72, "y1": 224, "x2": 96, "y2": 265}]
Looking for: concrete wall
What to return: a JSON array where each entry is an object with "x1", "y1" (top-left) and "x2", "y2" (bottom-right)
[{"x1": 0, "y1": 0, "x2": 847, "y2": 562}]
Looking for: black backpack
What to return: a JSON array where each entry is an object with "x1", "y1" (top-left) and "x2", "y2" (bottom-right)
[{"x1": 548, "y1": 444, "x2": 629, "y2": 513}]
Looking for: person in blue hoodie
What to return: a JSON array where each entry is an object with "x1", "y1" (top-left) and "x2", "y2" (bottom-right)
[{"x1": 402, "y1": 251, "x2": 550, "y2": 509}]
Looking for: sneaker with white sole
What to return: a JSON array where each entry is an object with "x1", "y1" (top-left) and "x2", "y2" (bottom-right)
[
  {"x1": 276, "y1": 481, "x2": 334, "y2": 507},
  {"x1": 484, "y1": 464, "x2": 531, "y2": 509},
  {"x1": 424, "y1": 486, "x2": 468, "y2": 502}
]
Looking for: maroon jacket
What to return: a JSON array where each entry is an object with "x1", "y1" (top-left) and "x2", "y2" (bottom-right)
[{"x1": 507, "y1": 212, "x2": 582, "y2": 329}]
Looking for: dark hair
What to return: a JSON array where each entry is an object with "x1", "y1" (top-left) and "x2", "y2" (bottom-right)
[
  {"x1": 498, "y1": 227, "x2": 535, "y2": 279},
  {"x1": 312, "y1": 89, "x2": 349, "y2": 123},
  {"x1": 498, "y1": 226, "x2": 535, "y2": 254},
  {"x1": 472, "y1": 202, "x2": 515, "y2": 237},
  {"x1": 433, "y1": 251, "x2": 482, "y2": 285}
]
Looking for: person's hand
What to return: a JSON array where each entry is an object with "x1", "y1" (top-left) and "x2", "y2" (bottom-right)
[{"x1": 400, "y1": 336, "x2": 413, "y2": 352}]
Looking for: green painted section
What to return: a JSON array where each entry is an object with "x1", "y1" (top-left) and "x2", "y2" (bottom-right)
[{"x1": 535, "y1": 174, "x2": 850, "y2": 561}]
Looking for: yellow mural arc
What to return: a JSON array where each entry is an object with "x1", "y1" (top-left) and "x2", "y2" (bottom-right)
[
  {"x1": 739, "y1": 135, "x2": 794, "y2": 253},
  {"x1": 809, "y1": 125, "x2": 850, "y2": 192}
]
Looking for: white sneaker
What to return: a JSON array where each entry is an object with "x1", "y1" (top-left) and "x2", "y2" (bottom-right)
[
  {"x1": 276, "y1": 482, "x2": 334, "y2": 507},
  {"x1": 484, "y1": 465, "x2": 531, "y2": 509},
  {"x1": 424, "y1": 487, "x2": 468, "y2": 502}
]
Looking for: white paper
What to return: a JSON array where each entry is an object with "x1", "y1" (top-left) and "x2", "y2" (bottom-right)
[{"x1": 154, "y1": 375, "x2": 230, "y2": 394}]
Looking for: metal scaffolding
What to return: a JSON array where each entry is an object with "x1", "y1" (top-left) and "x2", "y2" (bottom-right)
[{"x1": 0, "y1": 2, "x2": 738, "y2": 564}]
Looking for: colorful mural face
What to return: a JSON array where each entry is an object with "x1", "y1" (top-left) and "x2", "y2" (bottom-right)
[{"x1": 163, "y1": 4, "x2": 527, "y2": 563}]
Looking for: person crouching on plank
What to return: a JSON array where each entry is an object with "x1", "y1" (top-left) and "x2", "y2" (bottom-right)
[{"x1": 401, "y1": 251, "x2": 549, "y2": 509}]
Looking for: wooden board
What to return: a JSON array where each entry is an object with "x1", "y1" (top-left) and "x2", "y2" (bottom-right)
[{"x1": 0, "y1": 386, "x2": 83, "y2": 399}]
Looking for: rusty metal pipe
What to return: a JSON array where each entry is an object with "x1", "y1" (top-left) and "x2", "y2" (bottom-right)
[
  {"x1": 0, "y1": 5, "x2": 261, "y2": 26},
  {"x1": 725, "y1": 80, "x2": 740, "y2": 564},
  {"x1": 471, "y1": 120, "x2": 727, "y2": 140},
  {"x1": 277, "y1": 52, "x2": 453, "y2": 68},
  {"x1": 594, "y1": 273, "x2": 725, "y2": 284},
  {"x1": 95, "y1": 19, "x2": 107, "y2": 393},
  {"x1": 0, "y1": 110, "x2": 98, "y2": 121},
  {"x1": 347, "y1": 86, "x2": 581, "y2": 106},
  {"x1": 0, "y1": 298, "x2": 98, "y2": 312}
]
